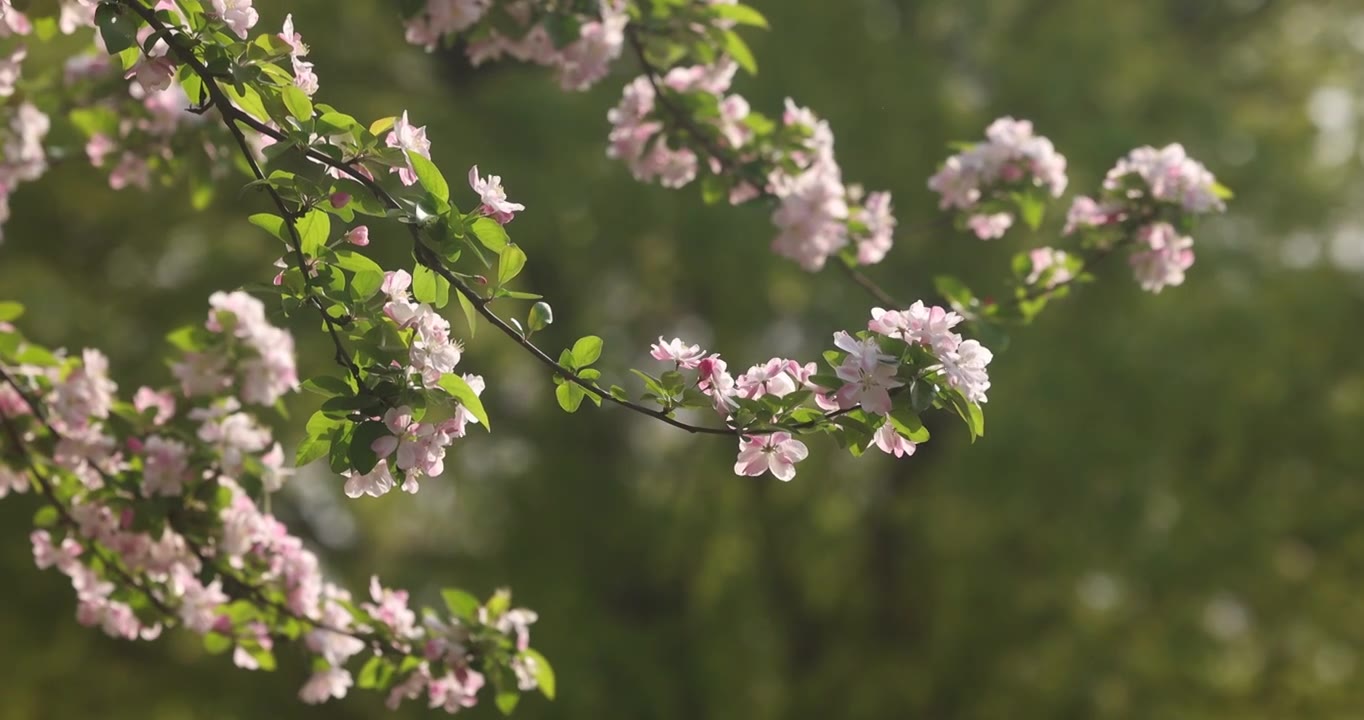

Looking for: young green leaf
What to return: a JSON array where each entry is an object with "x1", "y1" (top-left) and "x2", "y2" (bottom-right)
[
  {"x1": 571, "y1": 336, "x2": 603, "y2": 368},
  {"x1": 439, "y1": 373, "x2": 490, "y2": 430},
  {"x1": 408, "y1": 151, "x2": 449, "y2": 202},
  {"x1": 498, "y1": 244, "x2": 527, "y2": 286}
]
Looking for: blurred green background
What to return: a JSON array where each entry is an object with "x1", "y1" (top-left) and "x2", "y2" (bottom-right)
[{"x1": 4, "y1": 0, "x2": 1364, "y2": 717}]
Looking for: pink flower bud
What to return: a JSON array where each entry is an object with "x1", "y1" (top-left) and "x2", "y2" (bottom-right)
[
  {"x1": 329, "y1": 192, "x2": 350, "y2": 208},
  {"x1": 344, "y1": 226, "x2": 369, "y2": 247}
]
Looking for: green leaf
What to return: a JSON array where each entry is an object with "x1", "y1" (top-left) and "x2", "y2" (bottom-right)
[
  {"x1": 297, "y1": 210, "x2": 330, "y2": 256},
  {"x1": 495, "y1": 690, "x2": 520, "y2": 715},
  {"x1": 441, "y1": 589, "x2": 481, "y2": 620},
  {"x1": 349, "y1": 421, "x2": 388, "y2": 474},
  {"x1": 356, "y1": 656, "x2": 385, "y2": 689},
  {"x1": 412, "y1": 265, "x2": 450, "y2": 308},
  {"x1": 332, "y1": 249, "x2": 382, "y2": 275},
  {"x1": 570, "y1": 336, "x2": 603, "y2": 368},
  {"x1": 301, "y1": 375, "x2": 352, "y2": 397},
  {"x1": 202, "y1": 632, "x2": 233, "y2": 655},
  {"x1": 0, "y1": 302, "x2": 23, "y2": 322},
  {"x1": 497, "y1": 244, "x2": 527, "y2": 286},
  {"x1": 296, "y1": 411, "x2": 342, "y2": 466},
  {"x1": 281, "y1": 85, "x2": 313, "y2": 121},
  {"x1": 1012, "y1": 191, "x2": 1046, "y2": 231},
  {"x1": 408, "y1": 151, "x2": 449, "y2": 202},
  {"x1": 33, "y1": 506, "x2": 58, "y2": 528},
  {"x1": 94, "y1": 4, "x2": 136, "y2": 54},
  {"x1": 712, "y1": 3, "x2": 769, "y2": 28},
  {"x1": 439, "y1": 374, "x2": 490, "y2": 430},
  {"x1": 522, "y1": 649, "x2": 556, "y2": 699},
  {"x1": 556, "y1": 382, "x2": 585, "y2": 413},
  {"x1": 722, "y1": 30, "x2": 758, "y2": 74},
  {"x1": 527, "y1": 302, "x2": 554, "y2": 332},
  {"x1": 248, "y1": 213, "x2": 286, "y2": 242},
  {"x1": 470, "y1": 217, "x2": 510, "y2": 253},
  {"x1": 1212, "y1": 181, "x2": 1235, "y2": 200},
  {"x1": 889, "y1": 408, "x2": 931, "y2": 442},
  {"x1": 369, "y1": 116, "x2": 397, "y2": 136},
  {"x1": 223, "y1": 83, "x2": 271, "y2": 123},
  {"x1": 353, "y1": 270, "x2": 384, "y2": 300},
  {"x1": 457, "y1": 290, "x2": 478, "y2": 338}
]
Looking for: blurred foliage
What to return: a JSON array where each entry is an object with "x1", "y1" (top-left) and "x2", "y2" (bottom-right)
[{"x1": 4, "y1": 0, "x2": 1364, "y2": 718}]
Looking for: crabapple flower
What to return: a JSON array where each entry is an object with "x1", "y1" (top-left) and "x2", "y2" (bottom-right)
[
  {"x1": 141, "y1": 436, "x2": 191, "y2": 497},
  {"x1": 132, "y1": 386, "x2": 175, "y2": 425},
  {"x1": 299, "y1": 668, "x2": 352, "y2": 704},
  {"x1": 1026, "y1": 247, "x2": 1075, "y2": 289},
  {"x1": 650, "y1": 337, "x2": 706, "y2": 369},
  {"x1": 468, "y1": 165, "x2": 525, "y2": 223},
  {"x1": 1105, "y1": 143, "x2": 1224, "y2": 214},
  {"x1": 280, "y1": 15, "x2": 319, "y2": 96},
  {"x1": 1063, "y1": 195, "x2": 1122, "y2": 235},
  {"x1": 209, "y1": 0, "x2": 258, "y2": 39},
  {"x1": 832, "y1": 332, "x2": 902, "y2": 415},
  {"x1": 873, "y1": 424, "x2": 917, "y2": 458},
  {"x1": 343, "y1": 460, "x2": 397, "y2": 499},
  {"x1": 343, "y1": 226, "x2": 369, "y2": 247},
  {"x1": 967, "y1": 212, "x2": 1014, "y2": 240},
  {"x1": 737, "y1": 358, "x2": 800, "y2": 400},
  {"x1": 0, "y1": 45, "x2": 22, "y2": 97},
  {"x1": 734, "y1": 432, "x2": 809, "y2": 482},
  {"x1": 386, "y1": 112, "x2": 431, "y2": 186},
  {"x1": 938, "y1": 339, "x2": 993, "y2": 404},
  {"x1": 929, "y1": 117, "x2": 1067, "y2": 239},
  {"x1": 1129, "y1": 222, "x2": 1195, "y2": 293}
]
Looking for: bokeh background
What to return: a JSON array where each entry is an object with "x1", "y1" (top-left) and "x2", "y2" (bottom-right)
[{"x1": 4, "y1": 0, "x2": 1364, "y2": 717}]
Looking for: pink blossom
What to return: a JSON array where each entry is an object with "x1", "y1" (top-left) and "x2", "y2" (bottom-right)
[
  {"x1": 427, "y1": 667, "x2": 485, "y2": 713},
  {"x1": 386, "y1": 111, "x2": 431, "y2": 186},
  {"x1": 344, "y1": 460, "x2": 396, "y2": 500},
  {"x1": 650, "y1": 337, "x2": 706, "y2": 369},
  {"x1": 832, "y1": 332, "x2": 902, "y2": 415},
  {"x1": 125, "y1": 54, "x2": 175, "y2": 94},
  {"x1": 343, "y1": 226, "x2": 369, "y2": 247},
  {"x1": 1105, "y1": 143, "x2": 1224, "y2": 214},
  {"x1": 0, "y1": 45, "x2": 24, "y2": 97},
  {"x1": 938, "y1": 339, "x2": 993, "y2": 404},
  {"x1": 1129, "y1": 221, "x2": 1195, "y2": 293},
  {"x1": 1026, "y1": 247, "x2": 1074, "y2": 289},
  {"x1": 468, "y1": 165, "x2": 525, "y2": 223},
  {"x1": 133, "y1": 386, "x2": 175, "y2": 425},
  {"x1": 209, "y1": 0, "x2": 258, "y2": 39},
  {"x1": 873, "y1": 423, "x2": 917, "y2": 458},
  {"x1": 299, "y1": 668, "x2": 352, "y2": 705},
  {"x1": 737, "y1": 358, "x2": 799, "y2": 400},
  {"x1": 141, "y1": 436, "x2": 191, "y2": 497},
  {"x1": 967, "y1": 212, "x2": 1014, "y2": 240},
  {"x1": 1063, "y1": 195, "x2": 1122, "y2": 235},
  {"x1": 734, "y1": 432, "x2": 809, "y2": 482}
]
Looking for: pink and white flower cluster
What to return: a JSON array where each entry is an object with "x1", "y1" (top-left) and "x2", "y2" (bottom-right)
[
  {"x1": 172, "y1": 291, "x2": 299, "y2": 406},
  {"x1": 0, "y1": 101, "x2": 49, "y2": 243},
  {"x1": 2, "y1": 294, "x2": 539, "y2": 713},
  {"x1": 928, "y1": 117, "x2": 1069, "y2": 240},
  {"x1": 1065, "y1": 144, "x2": 1225, "y2": 293},
  {"x1": 381, "y1": 270, "x2": 465, "y2": 388},
  {"x1": 650, "y1": 301, "x2": 992, "y2": 481},
  {"x1": 607, "y1": 65, "x2": 897, "y2": 270},
  {"x1": 408, "y1": 0, "x2": 630, "y2": 92},
  {"x1": 279, "y1": 14, "x2": 318, "y2": 96}
]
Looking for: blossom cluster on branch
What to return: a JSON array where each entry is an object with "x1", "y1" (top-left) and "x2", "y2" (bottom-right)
[
  {"x1": 0, "y1": 299, "x2": 551, "y2": 713},
  {"x1": 0, "y1": 0, "x2": 1231, "y2": 713}
]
